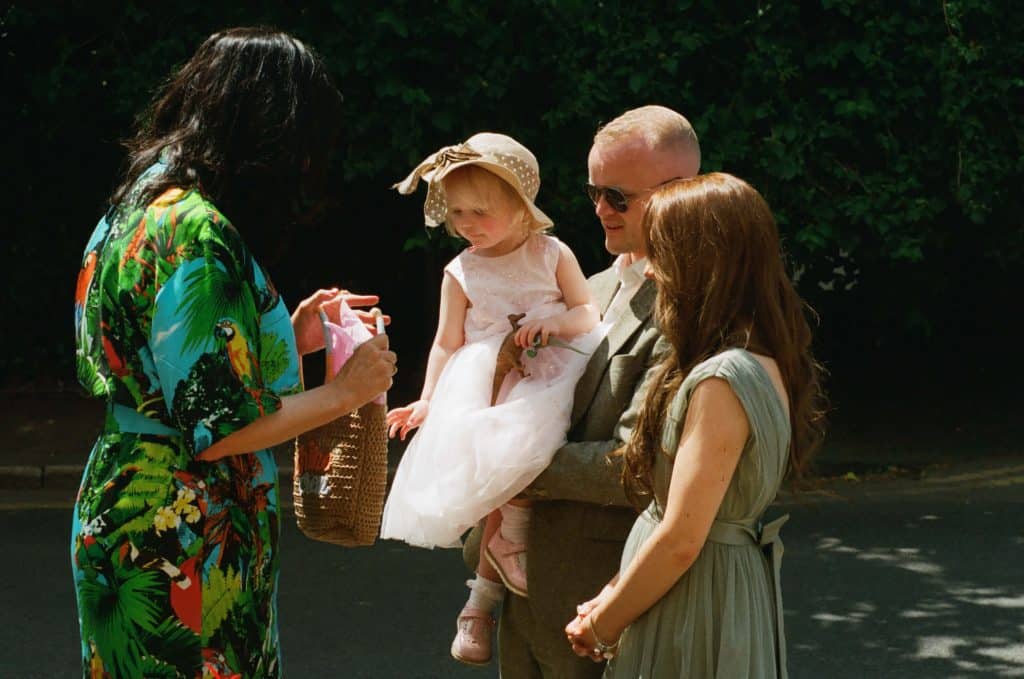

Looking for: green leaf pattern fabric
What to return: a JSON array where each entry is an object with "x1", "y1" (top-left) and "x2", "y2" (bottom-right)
[{"x1": 72, "y1": 176, "x2": 300, "y2": 679}]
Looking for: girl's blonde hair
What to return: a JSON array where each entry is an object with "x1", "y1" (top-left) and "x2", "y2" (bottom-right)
[{"x1": 441, "y1": 165, "x2": 548, "y2": 237}]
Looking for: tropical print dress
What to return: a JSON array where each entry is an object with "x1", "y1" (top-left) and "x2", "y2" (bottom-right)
[{"x1": 72, "y1": 174, "x2": 300, "y2": 679}]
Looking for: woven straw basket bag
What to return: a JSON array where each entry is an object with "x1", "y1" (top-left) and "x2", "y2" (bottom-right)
[{"x1": 292, "y1": 307, "x2": 389, "y2": 546}]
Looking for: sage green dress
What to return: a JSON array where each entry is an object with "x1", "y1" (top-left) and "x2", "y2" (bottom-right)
[{"x1": 605, "y1": 349, "x2": 790, "y2": 679}]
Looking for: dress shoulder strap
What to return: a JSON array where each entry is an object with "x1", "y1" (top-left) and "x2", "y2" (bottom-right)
[
  {"x1": 442, "y1": 250, "x2": 470, "y2": 294},
  {"x1": 660, "y1": 349, "x2": 791, "y2": 459}
]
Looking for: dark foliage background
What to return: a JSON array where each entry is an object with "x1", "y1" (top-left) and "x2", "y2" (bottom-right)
[{"x1": 2, "y1": 1, "x2": 1021, "y2": 455}]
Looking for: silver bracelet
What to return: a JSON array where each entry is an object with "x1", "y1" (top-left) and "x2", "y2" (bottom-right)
[{"x1": 589, "y1": 615, "x2": 619, "y2": 660}]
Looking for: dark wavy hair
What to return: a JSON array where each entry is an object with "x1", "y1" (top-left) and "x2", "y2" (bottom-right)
[
  {"x1": 621, "y1": 173, "x2": 827, "y2": 507},
  {"x1": 110, "y1": 27, "x2": 344, "y2": 259}
]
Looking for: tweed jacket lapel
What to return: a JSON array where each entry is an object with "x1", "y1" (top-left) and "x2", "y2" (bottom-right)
[
  {"x1": 604, "y1": 279, "x2": 655, "y2": 360},
  {"x1": 591, "y1": 266, "x2": 621, "y2": 318},
  {"x1": 570, "y1": 270, "x2": 656, "y2": 427}
]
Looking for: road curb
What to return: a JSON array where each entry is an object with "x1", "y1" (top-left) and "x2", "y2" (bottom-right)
[
  {"x1": 0, "y1": 465, "x2": 43, "y2": 489},
  {"x1": 2, "y1": 458, "x2": 1018, "y2": 495},
  {"x1": 0, "y1": 464, "x2": 297, "y2": 490},
  {"x1": 43, "y1": 464, "x2": 87, "y2": 489}
]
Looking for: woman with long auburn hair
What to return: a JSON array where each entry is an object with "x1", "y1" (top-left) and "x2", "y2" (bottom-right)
[{"x1": 566, "y1": 172, "x2": 825, "y2": 678}]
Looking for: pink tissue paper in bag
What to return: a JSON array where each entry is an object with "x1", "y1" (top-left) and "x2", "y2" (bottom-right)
[{"x1": 320, "y1": 302, "x2": 386, "y2": 405}]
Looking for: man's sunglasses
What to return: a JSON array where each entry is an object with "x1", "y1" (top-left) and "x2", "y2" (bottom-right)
[{"x1": 585, "y1": 177, "x2": 683, "y2": 213}]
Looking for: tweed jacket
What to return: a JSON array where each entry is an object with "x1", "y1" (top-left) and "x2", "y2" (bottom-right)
[
  {"x1": 522, "y1": 265, "x2": 667, "y2": 631},
  {"x1": 462, "y1": 264, "x2": 667, "y2": 633}
]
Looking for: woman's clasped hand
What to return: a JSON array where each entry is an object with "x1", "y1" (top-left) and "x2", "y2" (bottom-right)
[{"x1": 565, "y1": 584, "x2": 619, "y2": 662}]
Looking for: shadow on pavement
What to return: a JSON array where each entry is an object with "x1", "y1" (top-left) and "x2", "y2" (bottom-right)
[{"x1": 782, "y1": 489, "x2": 1024, "y2": 678}]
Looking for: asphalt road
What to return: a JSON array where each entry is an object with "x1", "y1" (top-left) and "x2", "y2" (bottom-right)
[{"x1": 2, "y1": 476, "x2": 1022, "y2": 678}]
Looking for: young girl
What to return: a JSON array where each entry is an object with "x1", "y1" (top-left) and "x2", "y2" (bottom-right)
[{"x1": 380, "y1": 132, "x2": 605, "y2": 665}]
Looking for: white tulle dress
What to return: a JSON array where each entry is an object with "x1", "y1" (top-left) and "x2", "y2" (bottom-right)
[{"x1": 380, "y1": 234, "x2": 608, "y2": 548}]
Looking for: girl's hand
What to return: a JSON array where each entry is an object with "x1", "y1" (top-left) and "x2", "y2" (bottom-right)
[
  {"x1": 515, "y1": 318, "x2": 560, "y2": 349},
  {"x1": 329, "y1": 334, "x2": 395, "y2": 411},
  {"x1": 386, "y1": 399, "x2": 429, "y2": 440}
]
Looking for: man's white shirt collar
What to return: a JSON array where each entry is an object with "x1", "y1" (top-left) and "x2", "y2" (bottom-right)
[
  {"x1": 603, "y1": 254, "x2": 647, "y2": 324},
  {"x1": 613, "y1": 254, "x2": 647, "y2": 292}
]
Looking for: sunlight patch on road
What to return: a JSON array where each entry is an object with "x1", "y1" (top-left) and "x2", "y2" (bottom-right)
[
  {"x1": 950, "y1": 586, "x2": 1011, "y2": 598},
  {"x1": 914, "y1": 635, "x2": 967, "y2": 659},
  {"x1": 811, "y1": 612, "x2": 858, "y2": 624},
  {"x1": 855, "y1": 548, "x2": 944, "y2": 575},
  {"x1": 815, "y1": 536, "x2": 858, "y2": 553},
  {"x1": 900, "y1": 607, "x2": 947, "y2": 619},
  {"x1": 903, "y1": 591, "x2": 1024, "y2": 674},
  {"x1": 818, "y1": 539, "x2": 947, "y2": 576},
  {"x1": 953, "y1": 592, "x2": 1024, "y2": 609},
  {"x1": 975, "y1": 644, "x2": 1024, "y2": 673},
  {"x1": 810, "y1": 601, "x2": 876, "y2": 626},
  {"x1": 913, "y1": 636, "x2": 1024, "y2": 674}
]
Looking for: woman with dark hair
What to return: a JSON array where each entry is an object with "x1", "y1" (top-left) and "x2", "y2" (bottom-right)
[
  {"x1": 72, "y1": 28, "x2": 396, "y2": 678},
  {"x1": 566, "y1": 173, "x2": 825, "y2": 677}
]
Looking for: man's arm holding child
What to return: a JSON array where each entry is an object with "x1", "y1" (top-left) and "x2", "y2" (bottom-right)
[{"x1": 524, "y1": 332, "x2": 670, "y2": 507}]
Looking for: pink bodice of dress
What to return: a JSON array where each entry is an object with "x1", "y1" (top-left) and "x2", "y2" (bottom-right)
[{"x1": 444, "y1": 234, "x2": 565, "y2": 343}]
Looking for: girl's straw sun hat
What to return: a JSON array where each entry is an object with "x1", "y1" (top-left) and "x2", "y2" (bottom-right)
[{"x1": 394, "y1": 132, "x2": 553, "y2": 230}]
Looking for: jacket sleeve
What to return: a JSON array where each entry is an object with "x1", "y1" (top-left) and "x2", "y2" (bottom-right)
[{"x1": 524, "y1": 333, "x2": 671, "y2": 507}]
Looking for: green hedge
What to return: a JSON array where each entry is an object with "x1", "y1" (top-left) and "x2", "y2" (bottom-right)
[{"x1": 2, "y1": 1, "x2": 1020, "y2": 382}]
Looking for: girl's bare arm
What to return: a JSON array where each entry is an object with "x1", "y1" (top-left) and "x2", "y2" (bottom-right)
[
  {"x1": 386, "y1": 273, "x2": 468, "y2": 439},
  {"x1": 515, "y1": 242, "x2": 599, "y2": 347}
]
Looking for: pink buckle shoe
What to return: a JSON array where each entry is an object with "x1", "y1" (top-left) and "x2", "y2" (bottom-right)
[
  {"x1": 485, "y1": 531, "x2": 528, "y2": 597},
  {"x1": 451, "y1": 607, "x2": 495, "y2": 666}
]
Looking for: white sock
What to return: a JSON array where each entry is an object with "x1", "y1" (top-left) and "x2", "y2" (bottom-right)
[
  {"x1": 499, "y1": 504, "x2": 531, "y2": 546},
  {"x1": 464, "y1": 574, "x2": 505, "y2": 613}
]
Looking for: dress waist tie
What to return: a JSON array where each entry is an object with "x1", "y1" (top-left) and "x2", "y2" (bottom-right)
[
  {"x1": 706, "y1": 515, "x2": 790, "y2": 679},
  {"x1": 107, "y1": 403, "x2": 181, "y2": 436}
]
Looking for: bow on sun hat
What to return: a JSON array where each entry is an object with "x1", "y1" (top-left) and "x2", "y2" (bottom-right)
[{"x1": 393, "y1": 132, "x2": 553, "y2": 230}]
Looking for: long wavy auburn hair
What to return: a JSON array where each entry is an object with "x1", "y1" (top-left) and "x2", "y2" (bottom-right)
[
  {"x1": 110, "y1": 27, "x2": 344, "y2": 261},
  {"x1": 621, "y1": 172, "x2": 826, "y2": 507}
]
